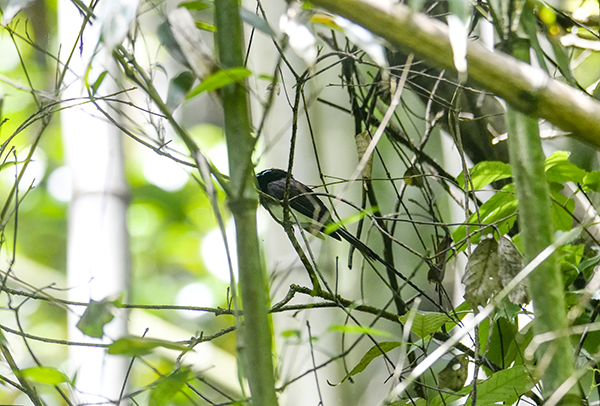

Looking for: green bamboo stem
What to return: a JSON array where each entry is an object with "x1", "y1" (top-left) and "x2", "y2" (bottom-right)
[
  {"x1": 506, "y1": 107, "x2": 580, "y2": 404},
  {"x1": 214, "y1": 2, "x2": 278, "y2": 406},
  {"x1": 505, "y1": 39, "x2": 579, "y2": 405}
]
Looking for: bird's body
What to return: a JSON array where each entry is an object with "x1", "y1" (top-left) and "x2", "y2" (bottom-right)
[
  {"x1": 256, "y1": 168, "x2": 376, "y2": 259},
  {"x1": 256, "y1": 168, "x2": 444, "y2": 314}
]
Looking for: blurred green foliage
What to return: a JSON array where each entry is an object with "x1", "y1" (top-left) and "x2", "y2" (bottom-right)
[{"x1": 0, "y1": 3, "x2": 236, "y2": 402}]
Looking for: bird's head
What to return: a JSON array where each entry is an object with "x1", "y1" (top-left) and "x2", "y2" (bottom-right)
[{"x1": 256, "y1": 168, "x2": 289, "y2": 192}]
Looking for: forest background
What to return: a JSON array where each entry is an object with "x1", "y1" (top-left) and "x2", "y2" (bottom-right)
[{"x1": 0, "y1": 0, "x2": 599, "y2": 405}]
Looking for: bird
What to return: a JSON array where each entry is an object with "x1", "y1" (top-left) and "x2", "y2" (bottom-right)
[
  {"x1": 255, "y1": 168, "x2": 377, "y2": 260},
  {"x1": 256, "y1": 168, "x2": 448, "y2": 315}
]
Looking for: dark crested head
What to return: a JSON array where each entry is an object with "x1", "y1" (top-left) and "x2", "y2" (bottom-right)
[{"x1": 256, "y1": 168, "x2": 289, "y2": 192}]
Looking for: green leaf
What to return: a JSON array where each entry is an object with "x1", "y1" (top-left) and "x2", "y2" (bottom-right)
[
  {"x1": 76, "y1": 299, "x2": 117, "y2": 338},
  {"x1": 281, "y1": 329, "x2": 301, "y2": 339},
  {"x1": 0, "y1": 160, "x2": 21, "y2": 173},
  {"x1": 469, "y1": 186, "x2": 517, "y2": 223},
  {"x1": 90, "y1": 71, "x2": 108, "y2": 96},
  {"x1": 558, "y1": 243, "x2": 585, "y2": 286},
  {"x1": 456, "y1": 161, "x2": 511, "y2": 190},
  {"x1": 187, "y1": 67, "x2": 251, "y2": 99},
  {"x1": 239, "y1": 7, "x2": 276, "y2": 37},
  {"x1": 545, "y1": 151, "x2": 586, "y2": 184},
  {"x1": 166, "y1": 71, "x2": 196, "y2": 110},
  {"x1": 453, "y1": 186, "x2": 518, "y2": 247},
  {"x1": 577, "y1": 252, "x2": 600, "y2": 279},
  {"x1": 108, "y1": 336, "x2": 189, "y2": 357},
  {"x1": 482, "y1": 316, "x2": 517, "y2": 372},
  {"x1": 521, "y1": 2, "x2": 549, "y2": 73},
  {"x1": 22, "y1": 367, "x2": 70, "y2": 385},
  {"x1": 465, "y1": 365, "x2": 535, "y2": 406},
  {"x1": 258, "y1": 74, "x2": 275, "y2": 81},
  {"x1": 583, "y1": 171, "x2": 600, "y2": 191},
  {"x1": 432, "y1": 365, "x2": 535, "y2": 406},
  {"x1": 178, "y1": 0, "x2": 212, "y2": 10},
  {"x1": 149, "y1": 369, "x2": 191, "y2": 406},
  {"x1": 195, "y1": 21, "x2": 216, "y2": 32},
  {"x1": 157, "y1": 21, "x2": 188, "y2": 67},
  {"x1": 329, "y1": 324, "x2": 392, "y2": 338},
  {"x1": 399, "y1": 311, "x2": 453, "y2": 338},
  {"x1": 153, "y1": 63, "x2": 168, "y2": 77},
  {"x1": 341, "y1": 341, "x2": 402, "y2": 382},
  {"x1": 546, "y1": 27, "x2": 579, "y2": 88},
  {"x1": 573, "y1": 309, "x2": 600, "y2": 354},
  {"x1": 462, "y1": 237, "x2": 501, "y2": 308},
  {"x1": 444, "y1": 301, "x2": 471, "y2": 330},
  {"x1": 550, "y1": 183, "x2": 575, "y2": 231},
  {"x1": 544, "y1": 150, "x2": 570, "y2": 166}
]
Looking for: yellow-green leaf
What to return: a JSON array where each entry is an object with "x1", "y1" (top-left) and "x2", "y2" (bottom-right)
[
  {"x1": 22, "y1": 367, "x2": 70, "y2": 385},
  {"x1": 341, "y1": 341, "x2": 403, "y2": 382},
  {"x1": 456, "y1": 161, "x2": 511, "y2": 191},
  {"x1": 399, "y1": 311, "x2": 454, "y2": 338},
  {"x1": 329, "y1": 324, "x2": 392, "y2": 338},
  {"x1": 76, "y1": 298, "x2": 116, "y2": 338},
  {"x1": 187, "y1": 68, "x2": 251, "y2": 99},
  {"x1": 108, "y1": 336, "x2": 188, "y2": 357},
  {"x1": 149, "y1": 369, "x2": 191, "y2": 406}
]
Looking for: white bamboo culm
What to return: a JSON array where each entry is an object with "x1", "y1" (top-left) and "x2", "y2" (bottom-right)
[{"x1": 58, "y1": 0, "x2": 131, "y2": 403}]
